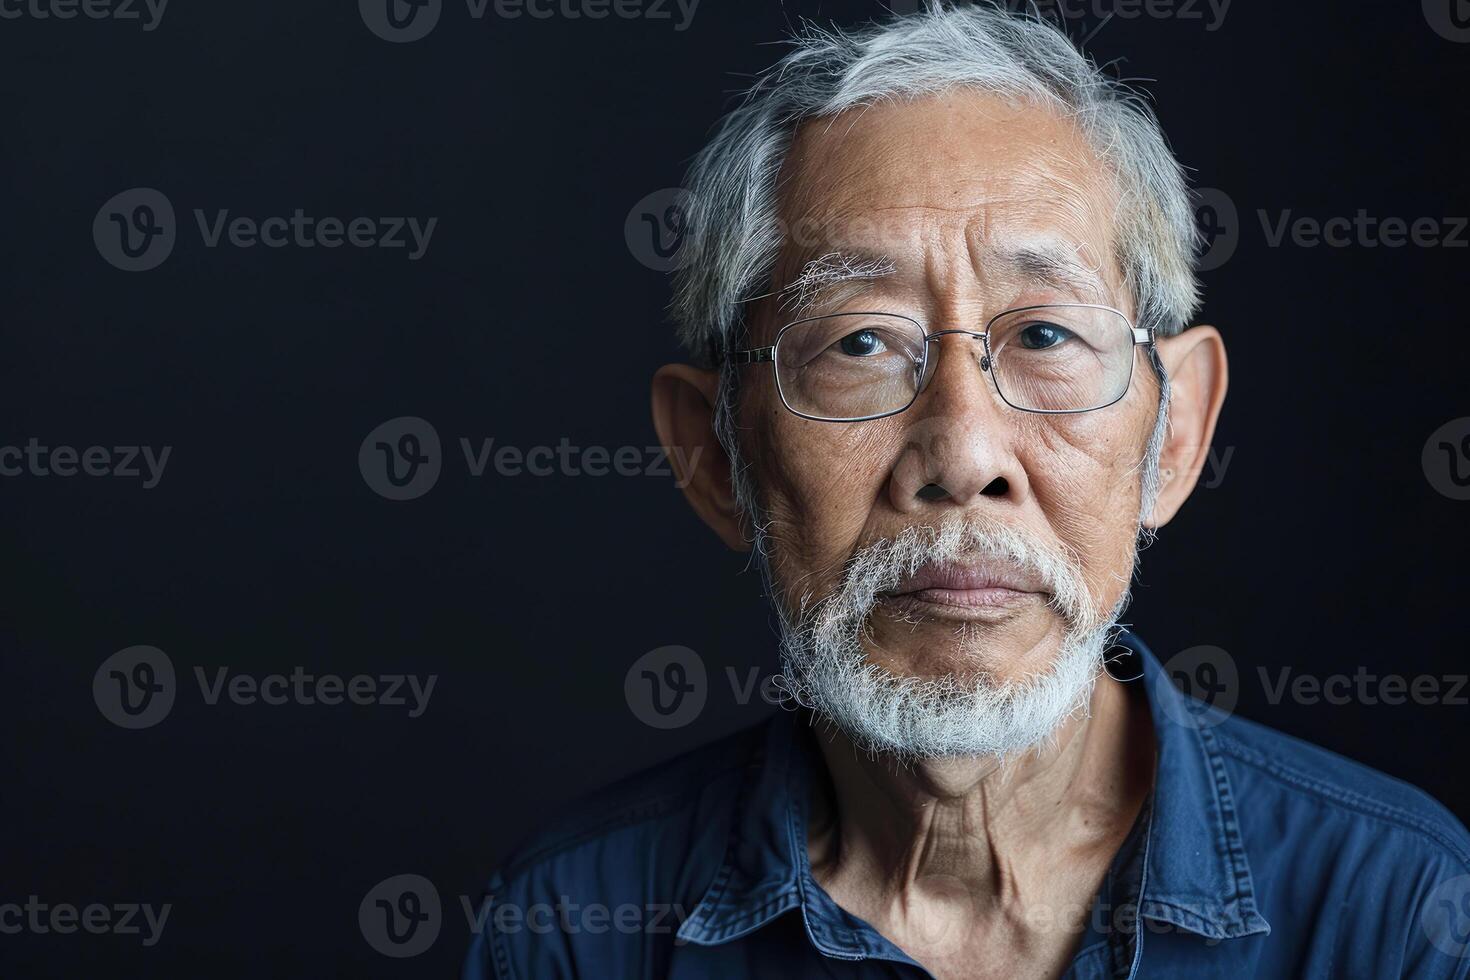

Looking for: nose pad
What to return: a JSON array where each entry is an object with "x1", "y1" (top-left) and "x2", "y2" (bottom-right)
[{"x1": 916, "y1": 331, "x2": 991, "y2": 397}]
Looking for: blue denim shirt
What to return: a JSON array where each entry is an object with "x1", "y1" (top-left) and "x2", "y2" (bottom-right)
[{"x1": 464, "y1": 632, "x2": 1470, "y2": 978}]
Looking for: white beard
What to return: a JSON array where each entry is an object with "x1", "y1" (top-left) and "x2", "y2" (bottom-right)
[{"x1": 768, "y1": 514, "x2": 1124, "y2": 761}]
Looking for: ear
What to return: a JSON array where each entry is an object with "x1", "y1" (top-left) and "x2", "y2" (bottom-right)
[
  {"x1": 650, "y1": 363, "x2": 749, "y2": 551},
  {"x1": 1144, "y1": 325, "x2": 1229, "y2": 529}
]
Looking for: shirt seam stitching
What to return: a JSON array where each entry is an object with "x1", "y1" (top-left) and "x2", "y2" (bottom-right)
[
  {"x1": 1197, "y1": 723, "x2": 1265, "y2": 922},
  {"x1": 691, "y1": 891, "x2": 801, "y2": 942}
]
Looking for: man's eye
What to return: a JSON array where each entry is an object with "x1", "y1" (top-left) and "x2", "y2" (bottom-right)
[
  {"x1": 837, "y1": 329, "x2": 887, "y2": 356},
  {"x1": 1017, "y1": 322, "x2": 1074, "y2": 350}
]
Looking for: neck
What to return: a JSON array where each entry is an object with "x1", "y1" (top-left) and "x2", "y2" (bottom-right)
[{"x1": 805, "y1": 673, "x2": 1154, "y2": 957}]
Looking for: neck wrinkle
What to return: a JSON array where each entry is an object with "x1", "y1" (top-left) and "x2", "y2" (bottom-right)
[{"x1": 808, "y1": 673, "x2": 1147, "y2": 919}]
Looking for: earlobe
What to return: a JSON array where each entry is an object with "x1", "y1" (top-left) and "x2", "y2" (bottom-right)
[
  {"x1": 1144, "y1": 325, "x2": 1229, "y2": 529},
  {"x1": 650, "y1": 363, "x2": 750, "y2": 552}
]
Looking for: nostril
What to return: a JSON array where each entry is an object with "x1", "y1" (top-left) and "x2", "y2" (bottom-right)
[
  {"x1": 981, "y1": 476, "x2": 1008, "y2": 497},
  {"x1": 916, "y1": 483, "x2": 949, "y2": 501}
]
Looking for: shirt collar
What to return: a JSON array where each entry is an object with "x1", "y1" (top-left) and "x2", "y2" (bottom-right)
[
  {"x1": 675, "y1": 700, "x2": 918, "y2": 963},
  {"x1": 677, "y1": 629, "x2": 1270, "y2": 953},
  {"x1": 1123, "y1": 631, "x2": 1272, "y2": 941}
]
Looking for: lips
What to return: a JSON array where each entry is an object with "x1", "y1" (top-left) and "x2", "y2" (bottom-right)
[{"x1": 882, "y1": 558, "x2": 1046, "y2": 611}]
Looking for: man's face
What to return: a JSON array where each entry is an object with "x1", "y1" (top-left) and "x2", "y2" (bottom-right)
[{"x1": 739, "y1": 91, "x2": 1162, "y2": 690}]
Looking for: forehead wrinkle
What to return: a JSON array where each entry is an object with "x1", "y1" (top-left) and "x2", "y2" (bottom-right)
[
  {"x1": 958, "y1": 193, "x2": 1119, "y2": 305},
  {"x1": 774, "y1": 111, "x2": 1123, "y2": 323}
]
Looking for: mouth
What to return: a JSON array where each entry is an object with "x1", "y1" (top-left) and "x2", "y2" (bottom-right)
[{"x1": 878, "y1": 559, "x2": 1048, "y2": 621}]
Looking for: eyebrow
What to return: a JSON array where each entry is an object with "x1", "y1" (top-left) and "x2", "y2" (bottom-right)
[
  {"x1": 776, "y1": 250, "x2": 897, "y2": 316},
  {"x1": 1000, "y1": 242, "x2": 1110, "y2": 298}
]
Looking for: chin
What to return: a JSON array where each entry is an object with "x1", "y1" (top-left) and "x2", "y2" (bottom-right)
[{"x1": 862, "y1": 603, "x2": 1072, "y2": 686}]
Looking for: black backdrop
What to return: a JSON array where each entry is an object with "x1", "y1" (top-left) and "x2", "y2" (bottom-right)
[{"x1": 3, "y1": 1, "x2": 1468, "y2": 975}]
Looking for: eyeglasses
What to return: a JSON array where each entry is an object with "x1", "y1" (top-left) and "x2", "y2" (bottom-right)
[{"x1": 725, "y1": 303, "x2": 1153, "y2": 422}]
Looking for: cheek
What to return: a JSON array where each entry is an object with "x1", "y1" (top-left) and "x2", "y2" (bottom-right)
[
  {"x1": 754, "y1": 409, "x2": 899, "y2": 592},
  {"x1": 1022, "y1": 405, "x2": 1154, "y2": 602}
]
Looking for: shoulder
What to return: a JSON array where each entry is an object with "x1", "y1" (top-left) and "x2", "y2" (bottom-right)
[
  {"x1": 1213, "y1": 710, "x2": 1470, "y2": 866},
  {"x1": 462, "y1": 719, "x2": 769, "y2": 979},
  {"x1": 498, "y1": 717, "x2": 763, "y2": 879},
  {"x1": 1211, "y1": 712, "x2": 1470, "y2": 976}
]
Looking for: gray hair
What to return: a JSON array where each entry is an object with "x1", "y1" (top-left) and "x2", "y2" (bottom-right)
[{"x1": 670, "y1": 0, "x2": 1202, "y2": 364}]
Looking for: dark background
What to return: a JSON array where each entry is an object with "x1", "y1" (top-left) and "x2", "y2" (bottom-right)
[{"x1": 3, "y1": 0, "x2": 1467, "y2": 975}]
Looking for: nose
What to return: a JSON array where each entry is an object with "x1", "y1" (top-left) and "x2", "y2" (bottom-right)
[{"x1": 887, "y1": 331, "x2": 1026, "y2": 512}]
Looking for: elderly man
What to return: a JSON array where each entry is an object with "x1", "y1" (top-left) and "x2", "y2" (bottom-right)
[{"x1": 465, "y1": 5, "x2": 1470, "y2": 978}]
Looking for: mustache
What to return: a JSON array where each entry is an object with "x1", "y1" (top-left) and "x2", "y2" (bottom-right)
[{"x1": 811, "y1": 514, "x2": 1099, "y2": 632}]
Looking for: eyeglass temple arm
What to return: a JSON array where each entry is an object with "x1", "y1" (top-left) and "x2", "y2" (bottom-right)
[{"x1": 726, "y1": 347, "x2": 774, "y2": 364}]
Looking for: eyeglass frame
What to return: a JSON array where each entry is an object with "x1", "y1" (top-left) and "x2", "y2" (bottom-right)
[{"x1": 723, "y1": 302, "x2": 1156, "y2": 423}]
